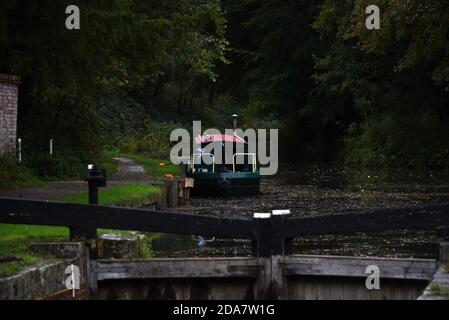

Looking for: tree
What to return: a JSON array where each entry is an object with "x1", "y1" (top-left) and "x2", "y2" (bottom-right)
[{"x1": 0, "y1": 0, "x2": 229, "y2": 176}]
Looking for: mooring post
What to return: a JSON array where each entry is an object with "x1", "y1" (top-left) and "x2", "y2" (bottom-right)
[
  {"x1": 88, "y1": 178, "x2": 99, "y2": 205},
  {"x1": 165, "y1": 179, "x2": 179, "y2": 208},
  {"x1": 69, "y1": 165, "x2": 105, "y2": 241},
  {"x1": 85, "y1": 165, "x2": 106, "y2": 299}
]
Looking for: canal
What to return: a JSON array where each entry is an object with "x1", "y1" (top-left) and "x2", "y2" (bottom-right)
[{"x1": 151, "y1": 165, "x2": 449, "y2": 259}]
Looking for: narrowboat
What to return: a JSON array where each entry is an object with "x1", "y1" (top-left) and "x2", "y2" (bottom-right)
[{"x1": 186, "y1": 118, "x2": 260, "y2": 197}]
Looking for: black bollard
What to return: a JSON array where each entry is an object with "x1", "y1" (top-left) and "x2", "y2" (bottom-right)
[
  {"x1": 88, "y1": 180, "x2": 99, "y2": 205},
  {"x1": 87, "y1": 165, "x2": 106, "y2": 205},
  {"x1": 69, "y1": 164, "x2": 106, "y2": 241}
]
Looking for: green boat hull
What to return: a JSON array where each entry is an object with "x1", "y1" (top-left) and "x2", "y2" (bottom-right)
[{"x1": 187, "y1": 172, "x2": 260, "y2": 197}]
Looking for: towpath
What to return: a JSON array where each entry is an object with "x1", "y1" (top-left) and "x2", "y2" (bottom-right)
[{"x1": 0, "y1": 157, "x2": 148, "y2": 201}]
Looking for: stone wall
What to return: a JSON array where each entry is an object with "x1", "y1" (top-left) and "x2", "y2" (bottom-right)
[
  {"x1": 0, "y1": 243, "x2": 87, "y2": 300},
  {"x1": 0, "y1": 74, "x2": 20, "y2": 157}
]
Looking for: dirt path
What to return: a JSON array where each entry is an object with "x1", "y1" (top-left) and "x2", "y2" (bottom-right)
[
  {"x1": 0, "y1": 158, "x2": 148, "y2": 201},
  {"x1": 111, "y1": 157, "x2": 148, "y2": 181}
]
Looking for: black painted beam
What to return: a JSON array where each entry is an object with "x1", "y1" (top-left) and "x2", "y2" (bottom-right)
[
  {"x1": 0, "y1": 197, "x2": 259, "y2": 240},
  {"x1": 283, "y1": 203, "x2": 449, "y2": 237},
  {"x1": 2, "y1": 197, "x2": 449, "y2": 256}
]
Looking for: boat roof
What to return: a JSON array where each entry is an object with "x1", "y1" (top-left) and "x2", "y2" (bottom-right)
[{"x1": 195, "y1": 134, "x2": 247, "y2": 144}]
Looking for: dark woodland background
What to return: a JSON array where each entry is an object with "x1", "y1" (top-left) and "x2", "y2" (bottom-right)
[{"x1": 1, "y1": 0, "x2": 449, "y2": 179}]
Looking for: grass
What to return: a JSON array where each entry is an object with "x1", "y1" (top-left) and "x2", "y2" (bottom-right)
[
  {"x1": 0, "y1": 158, "x2": 44, "y2": 189},
  {"x1": 58, "y1": 184, "x2": 163, "y2": 207},
  {"x1": 57, "y1": 184, "x2": 164, "y2": 238},
  {"x1": 430, "y1": 283, "x2": 449, "y2": 298},
  {"x1": 0, "y1": 184, "x2": 162, "y2": 277},
  {"x1": 124, "y1": 154, "x2": 180, "y2": 178},
  {"x1": 0, "y1": 224, "x2": 68, "y2": 277},
  {"x1": 99, "y1": 150, "x2": 119, "y2": 177},
  {"x1": 0, "y1": 154, "x2": 166, "y2": 276},
  {"x1": 97, "y1": 151, "x2": 179, "y2": 178}
]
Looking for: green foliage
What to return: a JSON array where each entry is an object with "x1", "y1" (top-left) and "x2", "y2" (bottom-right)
[
  {"x1": 0, "y1": 0, "x2": 229, "y2": 180},
  {"x1": 98, "y1": 150, "x2": 119, "y2": 177},
  {"x1": 344, "y1": 114, "x2": 449, "y2": 168},
  {"x1": 311, "y1": 0, "x2": 449, "y2": 168},
  {"x1": 33, "y1": 153, "x2": 86, "y2": 180},
  {"x1": 0, "y1": 158, "x2": 43, "y2": 189},
  {"x1": 0, "y1": 225, "x2": 68, "y2": 277},
  {"x1": 348, "y1": 0, "x2": 449, "y2": 89},
  {"x1": 212, "y1": 0, "x2": 449, "y2": 168},
  {"x1": 430, "y1": 283, "x2": 449, "y2": 298},
  {"x1": 0, "y1": 240, "x2": 39, "y2": 277},
  {"x1": 118, "y1": 122, "x2": 182, "y2": 159},
  {"x1": 0, "y1": 224, "x2": 68, "y2": 241},
  {"x1": 2, "y1": 0, "x2": 449, "y2": 172}
]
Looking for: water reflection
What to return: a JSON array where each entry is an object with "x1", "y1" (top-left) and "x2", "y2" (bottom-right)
[{"x1": 151, "y1": 234, "x2": 253, "y2": 258}]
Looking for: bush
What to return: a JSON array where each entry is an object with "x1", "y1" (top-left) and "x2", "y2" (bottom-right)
[
  {"x1": 0, "y1": 158, "x2": 42, "y2": 189},
  {"x1": 344, "y1": 113, "x2": 449, "y2": 169},
  {"x1": 17, "y1": 129, "x2": 100, "y2": 180},
  {"x1": 34, "y1": 154, "x2": 86, "y2": 180},
  {"x1": 119, "y1": 122, "x2": 183, "y2": 159}
]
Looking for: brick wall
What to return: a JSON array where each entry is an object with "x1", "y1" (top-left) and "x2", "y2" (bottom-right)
[{"x1": 0, "y1": 74, "x2": 20, "y2": 157}]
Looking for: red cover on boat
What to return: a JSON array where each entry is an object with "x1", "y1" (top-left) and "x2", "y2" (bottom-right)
[{"x1": 195, "y1": 134, "x2": 247, "y2": 144}]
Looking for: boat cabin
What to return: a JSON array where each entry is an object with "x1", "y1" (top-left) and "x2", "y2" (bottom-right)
[{"x1": 187, "y1": 133, "x2": 260, "y2": 197}]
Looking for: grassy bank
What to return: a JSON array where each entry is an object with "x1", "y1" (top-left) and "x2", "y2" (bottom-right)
[
  {"x1": 58, "y1": 183, "x2": 162, "y2": 207},
  {"x1": 0, "y1": 184, "x2": 162, "y2": 277},
  {"x1": 0, "y1": 149, "x2": 119, "y2": 190},
  {"x1": 0, "y1": 225, "x2": 68, "y2": 277}
]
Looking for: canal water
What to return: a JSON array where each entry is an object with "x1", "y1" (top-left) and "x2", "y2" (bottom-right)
[{"x1": 151, "y1": 165, "x2": 449, "y2": 259}]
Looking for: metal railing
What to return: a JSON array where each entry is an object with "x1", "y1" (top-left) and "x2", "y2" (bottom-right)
[
  {"x1": 191, "y1": 153, "x2": 216, "y2": 173},
  {"x1": 232, "y1": 153, "x2": 257, "y2": 173}
]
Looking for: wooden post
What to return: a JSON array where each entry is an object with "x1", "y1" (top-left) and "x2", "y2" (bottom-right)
[
  {"x1": 437, "y1": 226, "x2": 449, "y2": 264},
  {"x1": 254, "y1": 214, "x2": 289, "y2": 257},
  {"x1": 17, "y1": 138, "x2": 22, "y2": 162},
  {"x1": 253, "y1": 214, "x2": 289, "y2": 300},
  {"x1": 254, "y1": 257, "x2": 270, "y2": 299},
  {"x1": 178, "y1": 179, "x2": 184, "y2": 204},
  {"x1": 166, "y1": 179, "x2": 179, "y2": 208},
  {"x1": 178, "y1": 178, "x2": 194, "y2": 205},
  {"x1": 440, "y1": 242, "x2": 449, "y2": 264},
  {"x1": 256, "y1": 218, "x2": 271, "y2": 258},
  {"x1": 86, "y1": 241, "x2": 98, "y2": 299}
]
